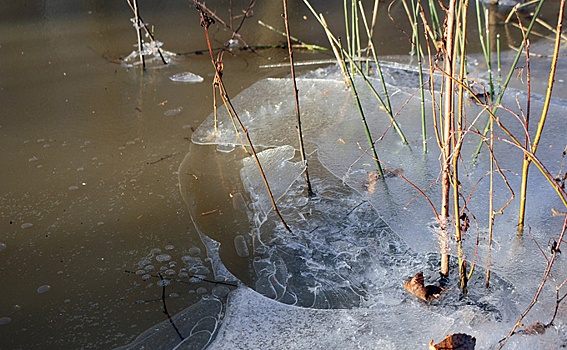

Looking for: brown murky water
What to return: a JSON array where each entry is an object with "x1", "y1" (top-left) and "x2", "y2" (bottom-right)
[{"x1": 0, "y1": 1, "x2": 561, "y2": 349}]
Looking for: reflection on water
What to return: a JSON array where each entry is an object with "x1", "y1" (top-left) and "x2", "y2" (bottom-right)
[{"x1": 0, "y1": 0, "x2": 563, "y2": 349}]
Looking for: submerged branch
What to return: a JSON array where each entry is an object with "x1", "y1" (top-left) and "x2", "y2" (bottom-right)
[{"x1": 159, "y1": 273, "x2": 184, "y2": 341}]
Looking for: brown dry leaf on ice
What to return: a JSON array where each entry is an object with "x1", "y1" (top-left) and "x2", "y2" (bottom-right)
[
  {"x1": 429, "y1": 333, "x2": 476, "y2": 350},
  {"x1": 403, "y1": 272, "x2": 447, "y2": 302}
]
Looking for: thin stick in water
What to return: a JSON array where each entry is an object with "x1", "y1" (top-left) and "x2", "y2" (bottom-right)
[{"x1": 282, "y1": 0, "x2": 315, "y2": 197}]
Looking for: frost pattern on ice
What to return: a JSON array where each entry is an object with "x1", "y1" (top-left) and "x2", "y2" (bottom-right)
[
  {"x1": 241, "y1": 145, "x2": 305, "y2": 223},
  {"x1": 207, "y1": 286, "x2": 452, "y2": 350},
  {"x1": 192, "y1": 64, "x2": 567, "y2": 291},
  {"x1": 114, "y1": 296, "x2": 223, "y2": 350},
  {"x1": 168, "y1": 57, "x2": 567, "y2": 350}
]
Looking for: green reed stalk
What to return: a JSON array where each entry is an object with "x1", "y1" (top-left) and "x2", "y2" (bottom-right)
[
  {"x1": 358, "y1": 2, "x2": 395, "y2": 124},
  {"x1": 518, "y1": 0, "x2": 565, "y2": 232},
  {"x1": 410, "y1": 0, "x2": 427, "y2": 153},
  {"x1": 257, "y1": 20, "x2": 328, "y2": 51},
  {"x1": 341, "y1": 42, "x2": 384, "y2": 177},
  {"x1": 366, "y1": 0, "x2": 380, "y2": 54},
  {"x1": 344, "y1": 0, "x2": 352, "y2": 59},
  {"x1": 353, "y1": 0, "x2": 360, "y2": 59},
  {"x1": 427, "y1": 0, "x2": 442, "y2": 40},
  {"x1": 304, "y1": 0, "x2": 408, "y2": 145},
  {"x1": 485, "y1": 8, "x2": 494, "y2": 101},
  {"x1": 496, "y1": 33, "x2": 501, "y2": 94},
  {"x1": 401, "y1": 0, "x2": 419, "y2": 57},
  {"x1": 475, "y1": 1, "x2": 494, "y2": 101}
]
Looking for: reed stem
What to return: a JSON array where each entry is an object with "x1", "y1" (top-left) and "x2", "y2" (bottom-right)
[
  {"x1": 518, "y1": 0, "x2": 565, "y2": 232},
  {"x1": 410, "y1": 0, "x2": 427, "y2": 153},
  {"x1": 454, "y1": 0, "x2": 471, "y2": 293},
  {"x1": 439, "y1": 0, "x2": 458, "y2": 277},
  {"x1": 282, "y1": 0, "x2": 315, "y2": 197},
  {"x1": 198, "y1": 7, "x2": 292, "y2": 233},
  {"x1": 257, "y1": 20, "x2": 328, "y2": 51},
  {"x1": 304, "y1": 0, "x2": 408, "y2": 145},
  {"x1": 341, "y1": 40, "x2": 384, "y2": 177},
  {"x1": 126, "y1": 0, "x2": 168, "y2": 65},
  {"x1": 132, "y1": 0, "x2": 145, "y2": 69}
]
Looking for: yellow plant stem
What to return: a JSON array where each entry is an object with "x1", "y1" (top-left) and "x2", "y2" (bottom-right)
[
  {"x1": 486, "y1": 97, "x2": 495, "y2": 288},
  {"x1": 439, "y1": 69, "x2": 567, "y2": 211},
  {"x1": 439, "y1": 0, "x2": 458, "y2": 277},
  {"x1": 518, "y1": 0, "x2": 565, "y2": 232},
  {"x1": 454, "y1": 0, "x2": 470, "y2": 292}
]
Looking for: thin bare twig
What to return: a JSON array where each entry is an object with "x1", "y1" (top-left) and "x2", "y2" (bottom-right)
[
  {"x1": 282, "y1": 0, "x2": 314, "y2": 197},
  {"x1": 497, "y1": 215, "x2": 567, "y2": 349},
  {"x1": 189, "y1": 0, "x2": 251, "y2": 47},
  {"x1": 125, "y1": 0, "x2": 168, "y2": 65},
  {"x1": 197, "y1": 7, "x2": 292, "y2": 233}
]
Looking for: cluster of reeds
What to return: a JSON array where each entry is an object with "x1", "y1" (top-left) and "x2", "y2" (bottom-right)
[
  {"x1": 176, "y1": 0, "x2": 566, "y2": 347},
  {"x1": 301, "y1": 0, "x2": 566, "y2": 346}
]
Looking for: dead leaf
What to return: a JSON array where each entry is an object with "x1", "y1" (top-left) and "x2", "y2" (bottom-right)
[
  {"x1": 429, "y1": 333, "x2": 476, "y2": 350},
  {"x1": 519, "y1": 322, "x2": 546, "y2": 335},
  {"x1": 403, "y1": 272, "x2": 447, "y2": 302},
  {"x1": 364, "y1": 168, "x2": 404, "y2": 194}
]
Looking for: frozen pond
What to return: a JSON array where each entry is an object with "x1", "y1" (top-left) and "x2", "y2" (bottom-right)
[{"x1": 1, "y1": 1, "x2": 566, "y2": 349}]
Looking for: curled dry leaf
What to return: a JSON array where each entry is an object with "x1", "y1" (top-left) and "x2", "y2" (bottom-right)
[
  {"x1": 403, "y1": 272, "x2": 447, "y2": 302},
  {"x1": 364, "y1": 168, "x2": 404, "y2": 194},
  {"x1": 519, "y1": 321, "x2": 546, "y2": 335},
  {"x1": 429, "y1": 333, "x2": 476, "y2": 350}
]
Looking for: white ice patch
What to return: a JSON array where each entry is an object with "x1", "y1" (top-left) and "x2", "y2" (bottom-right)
[
  {"x1": 170, "y1": 72, "x2": 204, "y2": 83},
  {"x1": 207, "y1": 286, "x2": 452, "y2": 350},
  {"x1": 192, "y1": 64, "x2": 567, "y2": 297}
]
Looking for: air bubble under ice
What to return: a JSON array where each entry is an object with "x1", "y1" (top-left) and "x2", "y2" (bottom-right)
[
  {"x1": 155, "y1": 254, "x2": 171, "y2": 262},
  {"x1": 37, "y1": 285, "x2": 51, "y2": 294}
]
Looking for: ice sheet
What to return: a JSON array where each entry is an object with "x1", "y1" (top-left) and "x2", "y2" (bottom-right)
[
  {"x1": 185, "y1": 61, "x2": 567, "y2": 348},
  {"x1": 192, "y1": 64, "x2": 567, "y2": 286},
  {"x1": 114, "y1": 295, "x2": 223, "y2": 350},
  {"x1": 240, "y1": 145, "x2": 306, "y2": 223},
  {"x1": 207, "y1": 286, "x2": 453, "y2": 350}
]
